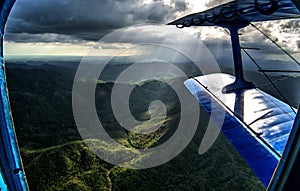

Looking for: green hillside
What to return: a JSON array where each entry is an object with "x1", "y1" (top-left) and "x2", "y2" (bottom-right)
[{"x1": 6, "y1": 64, "x2": 265, "y2": 191}]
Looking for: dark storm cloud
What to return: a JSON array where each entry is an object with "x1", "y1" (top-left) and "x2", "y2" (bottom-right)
[
  {"x1": 5, "y1": 33, "x2": 85, "y2": 43},
  {"x1": 6, "y1": 0, "x2": 190, "y2": 42}
]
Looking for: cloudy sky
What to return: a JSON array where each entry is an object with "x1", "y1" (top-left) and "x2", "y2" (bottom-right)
[
  {"x1": 4, "y1": 0, "x2": 212, "y2": 56},
  {"x1": 3, "y1": 0, "x2": 300, "y2": 65}
]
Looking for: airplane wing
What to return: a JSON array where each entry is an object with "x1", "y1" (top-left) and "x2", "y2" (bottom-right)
[
  {"x1": 170, "y1": 0, "x2": 300, "y2": 188},
  {"x1": 185, "y1": 73, "x2": 297, "y2": 187},
  {"x1": 168, "y1": 0, "x2": 300, "y2": 28}
]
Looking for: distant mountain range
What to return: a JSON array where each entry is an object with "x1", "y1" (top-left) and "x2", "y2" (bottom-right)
[{"x1": 6, "y1": 62, "x2": 265, "y2": 191}]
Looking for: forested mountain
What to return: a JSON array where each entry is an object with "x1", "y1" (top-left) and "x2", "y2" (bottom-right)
[{"x1": 6, "y1": 63, "x2": 264, "y2": 191}]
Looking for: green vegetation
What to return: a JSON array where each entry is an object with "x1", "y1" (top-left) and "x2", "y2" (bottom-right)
[{"x1": 6, "y1": 63, "x2": 265, "y2": 191}]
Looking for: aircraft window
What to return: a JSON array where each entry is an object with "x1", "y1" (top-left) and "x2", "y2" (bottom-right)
[{"x1": 2, "y1": 0, "x2": 299, "y2": 191}]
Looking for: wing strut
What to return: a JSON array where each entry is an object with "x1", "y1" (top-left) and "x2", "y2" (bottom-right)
[
  {"x1": 167, "y1": 0, "x2": 300, "y2": 93},
  {"x1": 219, "y1": 19, "x2": 255, "y2": 93}
]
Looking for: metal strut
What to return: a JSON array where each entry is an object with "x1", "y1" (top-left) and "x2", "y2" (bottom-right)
[{"x1": 219, "y1": 19, "x2": 255, "y2": 93}]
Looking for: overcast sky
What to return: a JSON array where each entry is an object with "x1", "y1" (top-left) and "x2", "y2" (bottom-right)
[
  {"x1": 5, "y1": 0, "x2": 210, "y2": 42},
  {"x1": 3, "y1": 0, "x2": 300, "y2": 65}
]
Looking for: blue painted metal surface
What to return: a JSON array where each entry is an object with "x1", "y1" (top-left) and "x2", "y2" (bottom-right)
[
  {"x1": 268, "y1": 109, "x2": 300, "y2": 190},
  {"x1": 168, "y1": 0, "x2": 300, "y2": 27},
  {"x1": 0, "y1": 0, "x2": 29, "y2": 190},
  {"x1": 185, "y1": 73, "x2": 297, "y2": 187}
]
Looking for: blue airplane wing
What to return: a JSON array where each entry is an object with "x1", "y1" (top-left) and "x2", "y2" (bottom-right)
[
  {"x1": 268, "y1": 107, "x2": 300, "y2": 190},
  {"x1": 170, "y1": 0, "x2": 300, "y2": 188},
  {"x1": 168, "y1": 0, "x2": 300, "y2": 28},
  {"x1": 185, "y1": 73, "x2": 297, "y2": 187}
]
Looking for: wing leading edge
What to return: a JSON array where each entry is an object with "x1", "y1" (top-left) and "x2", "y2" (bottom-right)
[
  {"x1": 168, "y1": 0, "x2": 300, "y2": 28},
  {"x1": 184, "y1": 73, "x2": 297, "y2": 187}
]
